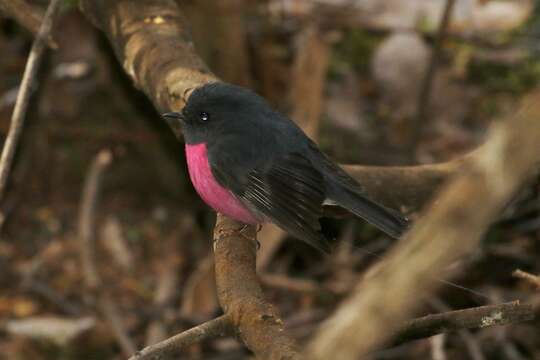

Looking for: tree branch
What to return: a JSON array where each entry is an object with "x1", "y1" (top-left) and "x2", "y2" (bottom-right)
[
  {"x1": 213, "y1": 214, "x2": 302, "y2": 359},
  {"x1": 79, "y1": 0, "x2": 214, "y2": 113},
  {"x1": 0, "y1": 0, "x2": 62, "y2": 208},
  {"x1": 409, "y1": 0, "x2": 457, "y2": 160},
  {"x1": 306, "y1": 91, "x2": 540, "y2": 359},
  {"x1": 77, "y1": 150, "x2": 137, "y2": 357},
  {"x1": 392, "y1": 301, "x2": 534, "y2": 347},
  {"x1": 0, "y1": 0, "x2": 48, "y2": 41},
  {"x1": 78, "y1": 1, "x2": 537, "y2": 359},
  {"x1": 129, "y1": 315, "x2": 234, "y2": 360}
]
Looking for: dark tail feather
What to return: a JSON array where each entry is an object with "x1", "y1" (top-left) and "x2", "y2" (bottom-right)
[{"x1": 328, "y1": 186, "x2": 409, "y2": 238}]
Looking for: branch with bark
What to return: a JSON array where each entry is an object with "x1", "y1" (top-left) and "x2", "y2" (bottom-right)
[
  {"x1": 306, "y1": 91, "x2": 540, "y2": 359},
  {"x1": 2, "y1": 0, "x2": 526, "y2": 358},
  {"x1": 71, "y1": 0, "x2": 538, "y2": 358}
]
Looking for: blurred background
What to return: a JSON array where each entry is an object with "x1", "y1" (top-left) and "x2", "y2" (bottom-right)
[{"x1": 0, "y1": 0, "x2": 539, "y2": 359}]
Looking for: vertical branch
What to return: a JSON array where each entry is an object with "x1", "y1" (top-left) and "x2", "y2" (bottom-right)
[
  {"x1": 78, "y1": 151, "x2": 112, "y2": 289},
  {"x1": 77, "y1": 150, "x2": 137, "y2": 356},
  {"x1": 289, "y1": 25, "x2": 330, "y2": 139},
  {"x1": 185, "y1": 0, "x2": 252, "y2": 87},
  {"x1": 0, "y1": 0, "x2": 62, "y2": 205},
  {"x1": 213, "y1": 214, "x2": 301, "y2": 360},
  {"x1": 408, "y1": 0, "x2": 456, "y2": 161}
]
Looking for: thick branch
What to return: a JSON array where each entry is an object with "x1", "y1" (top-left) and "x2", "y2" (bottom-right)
[
  {"x1": 78, "y1": 1, "x2": 536, "y2": 359},
  {"x1": 78, "y1": 0, "x2": 470, "y2": 214},
  {"x1": 79, "y1": 0, "x2": 214, "y2": 113},
  {"x1": 343, "y1": 158, "x2": 463, "y2": 212},
  {"x1": 214, "y1": 215, "x2": 301, "y2": 359},
  {"x1": 306, "y1": 91, "x2": 540, "y2": 359}
]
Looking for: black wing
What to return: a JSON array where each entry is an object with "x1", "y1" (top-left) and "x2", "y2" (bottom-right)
[
  {"x1": 307, "y1": 141, "x2": 409, "y2": 238},
  {"x1": 212, "y1": 152, "x2": 330, "y2": 252}
]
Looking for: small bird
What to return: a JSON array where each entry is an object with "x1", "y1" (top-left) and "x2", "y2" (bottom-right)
[{"x1": 163, "y1": 82, "x2": 408, "y2": 252}]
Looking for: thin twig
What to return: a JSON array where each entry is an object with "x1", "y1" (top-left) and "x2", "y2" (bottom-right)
[
  {"x1": 77, "y1": 150, "x2": 137, "y2": 356},
  {"x1": 513, "y1": 269, "x2": 540, "y2": 289},
  {"x1": 145, "y1": 233, "x2": 183, "y2": 346},
  {"x1": 129, "y1": 314, "x2": 234, "y2": 360},
  {"x1": 428, "y1": 297, "x2": 485, "y2": 360},
  {"x1": 79, "y1": 151, "x2": 112, "y2": 288},
  {"x1": 0, "y1": 0, "x2": 62, "y2": 206},
  {"x1": 392, "y1": 301, "x2": 534, "y2": 346},
  {"x1": 408, "y1": 0, "x2": 457, "y2": 161}
]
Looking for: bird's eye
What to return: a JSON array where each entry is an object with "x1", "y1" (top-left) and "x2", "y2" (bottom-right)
[{"x1": 199, "y1": 112, "x2": 210, "y2": 122}]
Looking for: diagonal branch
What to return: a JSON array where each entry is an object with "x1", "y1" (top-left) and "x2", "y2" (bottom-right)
[
  {"x1": 76, "y1": 1, "x2": 538, "y2": 359},
  {"x1": 129, "y1": 314, "x2": 234, "y2": 360},
  {"x1": 306, "y1": 91, "x2": 540, "y2": 359},
  {"x1": 0, "y1": 0, "x2": 62, "y2": 207}
]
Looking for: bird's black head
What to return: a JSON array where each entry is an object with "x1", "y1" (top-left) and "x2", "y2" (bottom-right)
[{"x1": 162, "y1": 82, "x2": 271, "y2": 144}]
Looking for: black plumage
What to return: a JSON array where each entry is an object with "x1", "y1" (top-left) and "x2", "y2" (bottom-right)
[{"x1": 164, "y1": 82, "x2": 409, "y2": 251}]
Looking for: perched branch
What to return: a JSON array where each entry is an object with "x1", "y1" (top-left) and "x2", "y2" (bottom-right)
[
  {"x1": 306, "y1": 91, "x2": 540, "y2": 359},
  {"x1": 78, "y1": 1, "x2": 537, "y2": 359},
  {"x1": 0, "y1": 0, "x2": 62, "y2": 207},
  {"x1": 214, "y1": 214, "x2": 301, "y2": 359},
  {"x1": 129, "y1": 315, "x2": 234, "y2": 360},
  {"x1": 78, "y1": 0, "x2": 472, "y2": 215},
  {"x1": 343, "y1": 158, "x2": 463, "y2": 212},
  {"x1": 77, "y1": 150, "x2": 137, "y2": 357},
  {"x1": 392, "y1": 301, "x2": 534, "y2": 346}
]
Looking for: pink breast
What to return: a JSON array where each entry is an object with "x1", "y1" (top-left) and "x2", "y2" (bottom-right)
[{"x1": 185, "y1": 143, "x2": 261, "y2": 224}]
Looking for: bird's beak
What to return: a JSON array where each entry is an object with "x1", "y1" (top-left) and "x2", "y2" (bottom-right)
[
  {"x1": 161, "y1": 112, "x2": 184, "y2": 138},
  {"x1": 162, "y1": 112, "x2": 184, "y2": 124}
]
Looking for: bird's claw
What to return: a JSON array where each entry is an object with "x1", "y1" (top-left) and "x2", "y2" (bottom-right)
[{"x1": 214, "y1": 224, "x2": 260, "y2": 251}]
